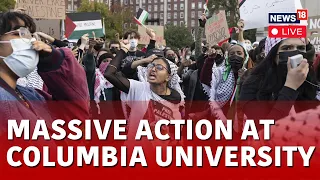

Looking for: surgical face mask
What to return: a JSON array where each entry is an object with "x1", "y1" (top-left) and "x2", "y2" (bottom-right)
[
  {"x1": 129, "y1": 39, "x2": 138, "y2": 49},
  {"x1": 186, "y1": 55, "x2": 191, "y2": 60},
  {"x1": 0, "y1": 38, "x2": 39, "y2": 78}
]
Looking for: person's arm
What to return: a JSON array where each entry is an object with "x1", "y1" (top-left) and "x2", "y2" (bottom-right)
[
  {"x1": 195, "y1": 14, "x2": 206, "y2": 59},
  {"x1": 104, "y1": 47, "x2": 130, "y2": 93},
  {"x1": 37, "y1": 32, "x2": 68, "y2": 47},
  {"x1": 209, "y1": 67, "x2": 228, "y2": 120},
  {"x1": 82, "y1": 45, "x2": 96, "y2": 100},
  {"x1": 37, "y1": 47, "x2": 90, "y2": 119},
  {"x1": 131, "y1": 55, "x2": 157, "y2": 69},
  {"x1": 177, "y1": 59, "x2": 192, "y2": 78},
  {"x1": 52, "y1": 39, "x2": 68, "y2": 47},
  {"x1": 237, "y1": 19, "x2": 245, "y2": 44},
  {"x1": 146, "y1": 28, "x2": 156, "y2": 51},
  {"x1": 200, "y1": 56, "x2": 215, "y2": 86},
  {"x1": 240, "y1": 82, "x2": 299, "y2": 120}
]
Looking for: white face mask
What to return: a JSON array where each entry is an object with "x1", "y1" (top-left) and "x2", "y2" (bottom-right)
[
  {"x1": 0, "y1": 38, "x2": 39, "y2": 78},
  {"x1": 186, "y1": 55, "x2": 191, "y2": 60},
  {"x1": 129, "y1": 39, "x2": 138, "y2": 49}
]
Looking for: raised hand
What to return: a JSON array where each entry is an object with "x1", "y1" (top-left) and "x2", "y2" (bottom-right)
[
  {"x1": 285, "y1": 58, "x2": 309, "y2": 90},
  {"x1": 32, "y1": 41, "x2": 52, "y2": 53},
  {"x1": 146, "y1": 28, "x2": 156, "y2": 40},
  {"x1": 237, "y1": 19, "x2": 245, "y2": 31}
]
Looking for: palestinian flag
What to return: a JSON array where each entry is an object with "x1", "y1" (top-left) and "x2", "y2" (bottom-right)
[
  {"x1": 65, "y1": 12, "x2": 104, "y2": 40},
  {"x1": 134, "y1": 8, "x2": 149, "y2": 26}
]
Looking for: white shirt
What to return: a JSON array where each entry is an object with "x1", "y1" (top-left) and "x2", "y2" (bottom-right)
[{"x1": 121, "y1": 80, "x2": 182, "y2": 148}]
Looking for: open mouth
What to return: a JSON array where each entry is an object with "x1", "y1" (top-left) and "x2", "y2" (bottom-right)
[{"x1": 148, "y1": 73, "x2": 156, "y2": 80}]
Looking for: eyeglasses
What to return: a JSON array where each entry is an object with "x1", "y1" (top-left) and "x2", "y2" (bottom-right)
[
  {"x1": 2, "y1": 27, "x2": 39, "y2": 43},
  {"x1": 147, "y1": 63, "x2": 169, "y2": 72}
]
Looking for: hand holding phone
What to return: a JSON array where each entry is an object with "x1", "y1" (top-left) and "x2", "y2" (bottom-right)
[{"x1": 289, "y1": 54, "x2": 303, "y2": 68}]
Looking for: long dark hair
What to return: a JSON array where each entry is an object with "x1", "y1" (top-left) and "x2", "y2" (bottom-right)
[
  {"x1": 242, "y1": 42, "x2": 282, "y2": 100},
  {"x1": 243, "y1": 40, "x2": 318, "y2": 102}
]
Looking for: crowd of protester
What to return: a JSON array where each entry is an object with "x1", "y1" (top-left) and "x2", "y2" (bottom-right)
[{"x1": 0, "y1": 11, "x2": 319, "y2": 142}]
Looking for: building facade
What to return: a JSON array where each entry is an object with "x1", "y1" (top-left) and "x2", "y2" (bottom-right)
[
  {"x1": 110, "y1": 0, "x2": 206, "y2": 29},
  {"x1": 66, "y1": 0, "x2": 112, "y2": 12}
]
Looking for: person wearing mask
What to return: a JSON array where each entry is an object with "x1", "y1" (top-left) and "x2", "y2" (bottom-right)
[
  {"x1": 0, "y1": 11, "x2": 89, "y2": 128},
  {"x1": 239, "y1": 37, "x2": 318, "y2": 122},
  {"x1": 252, "y1": 38, "x2": 266, "y2": 67},
  {"x1": 181, "y1": 14, "x2": 210, "y2": 116},
  {"x1": 104, "y1": 41, "x2": 184, "y2": 147},
  {"x1": 206, "y1": 43, "x2": 249, "y2": 121},
  {"x1": 244, "y1": 39, "x2": 253, "y2": 51},
  {"x1": 200, "y1": 45, "x2": 225, "y2": 88},
  {"x1": 165, "y1": 49, "x2": 178, "y2": 64},
  {"x1": 109, "y1": 40, "x2": 120, "y2": 57},
  {"x1": 120, "y1": 28, "x2": 156, "y2": 80},
  {"x1": 94, "y1": 52, "x2": 114, "y2": 105}
]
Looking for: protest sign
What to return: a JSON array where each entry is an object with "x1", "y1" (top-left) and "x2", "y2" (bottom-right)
[
  {"x1": 15, "y1": 0, "x2": 65, "y2": 20},
  {"x1": 308, "y1": 16, "x2": 320, "y2": 35},
  {"x1": 205, "y1": 10, "x2": 230, "y2": 46},
  {"x1": 66, "y1": 12, "x2": 104, "y2": 40},
  {"x1": 239, "y1": 0, "x2": 305, "y2": 30},
  {"x1": 34, "y1": 19, "x2": 60, "y2": 39},
  {"x1": 309, "y1": 34, "x2": 320, "y2": 53},
  {"x1": 138, "y1": 25, "x2": 166, "y2": 46}
]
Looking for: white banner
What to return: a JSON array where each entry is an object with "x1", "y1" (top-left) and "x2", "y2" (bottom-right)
[
  {"x1": 74, "y1": 20, "x2": 103, "y2": 31},
  {"x1": 240, "y1": 0, "x2": 306, "y2": 30}
]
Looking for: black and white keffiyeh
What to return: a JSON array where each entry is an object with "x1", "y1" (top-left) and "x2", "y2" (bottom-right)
[
  {"x1": 136, "y1": 59, "x2": 185, "y2": 106},
  {"x1": 17, "y1": 68, "x2": 44, "y2": 90}
]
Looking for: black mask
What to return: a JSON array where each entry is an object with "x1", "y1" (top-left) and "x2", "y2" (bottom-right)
[
  {"x1": 215, "y1": 54, "x2": 224, "y2": 65},
  {"x1": 110, "y1": 47, "x2": 118, "y2": 54},
  {"x1": 167, "y1": 56, "x2": 176, "y2": 63},
  {"x1": 94, "y1": 44, "x2": 103, "y2": 51},
  {"x1": 229, "y1": 55, "x2": 244, "y2": 72},
  {"x1": 202, "y1": 47, "x2": 208, "y2": 53},
  {"x1": 278, "y1": 50, "x2": 306, "y2": 65}
]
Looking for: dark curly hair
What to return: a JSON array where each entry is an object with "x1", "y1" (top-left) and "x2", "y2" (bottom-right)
[
  {"x1": 123, "y1": 30, "x2": 141, "y2": 40},
  {"x1": 0, "y1": 11, "x2": 36, "y2": 39}
]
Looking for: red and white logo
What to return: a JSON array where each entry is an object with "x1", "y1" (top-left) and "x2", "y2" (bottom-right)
[{"x1": 268, "y1": 25, "x2": 307, "y2": 38}]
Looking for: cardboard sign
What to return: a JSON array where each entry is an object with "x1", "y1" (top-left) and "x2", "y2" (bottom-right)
[
  {"x1": 309, "y1": 34, "x2": 320, "y2": 53},
  {"x1": 205, "y1": 10, "x2": 230, "y2": 46},
  {"x1": 240, "y1": 0, "x2": 305, "y2": 30},
  {"x1": 138, "y1": 25, "x2": 166, "y2": 46},
  {"x1": 308, "y1": 16, "x2": 320, "y2": 35},
  {"x1": 34, "y1": 19, "x2": 61, "y2": 39},
  {"x1": 15, "y1": 0, "x2": 65, "y2": 19}
]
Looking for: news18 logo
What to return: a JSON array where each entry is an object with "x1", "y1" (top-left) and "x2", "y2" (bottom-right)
[{"x1": 268, "y1": 9, "x2": 308, "y2": 38}]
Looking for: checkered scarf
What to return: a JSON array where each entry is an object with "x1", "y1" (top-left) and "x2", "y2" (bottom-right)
[
  {"x1": 137, "y1": 59, "x2": 185, "y2": 106},
  {"x1": 94, "y1": 68, "x2": 113, "y2": 104},
  {"x1": 17, "y1": 68, "x2": 44, "y2": 90},
  {"x1": 265, "y1": 37, "x2": 306, "y2": 55}
]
